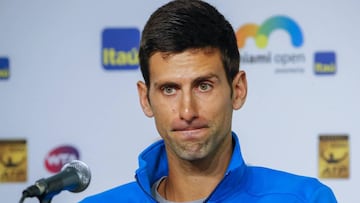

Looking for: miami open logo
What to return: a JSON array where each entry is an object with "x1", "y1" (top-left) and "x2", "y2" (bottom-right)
[
  {"x1": 236, "y1": 15, "x2": 306, "y2": 73},
  {"x1": 236, "y1": 15, "x2": 304, "y2": 49}
]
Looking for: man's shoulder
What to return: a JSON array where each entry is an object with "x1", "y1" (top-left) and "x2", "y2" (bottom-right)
[
  {"x1": 79, "y1": 181, "x2": 149, "y2": 203},
  {"x1": 249, "y1": 166, "x2": 322, "y2": 187},
  {"x1": 245, "y1": 166, "x2": 337, "y2": 202}
]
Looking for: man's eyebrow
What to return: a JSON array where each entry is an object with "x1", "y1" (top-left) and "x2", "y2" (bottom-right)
[
  {"x1": 153, "y1": 81, "x2": 179, "y2": 88},
  {"x1": 192, "y1": 73, "x2": 220, "y2": 84}
]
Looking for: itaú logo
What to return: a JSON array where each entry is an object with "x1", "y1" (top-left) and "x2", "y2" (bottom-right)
[
  {"x1": 44, "y1": 145, "x2": 80, "y2": 173},
  {"x1": 102, "y1": 28, "x2": 140, "y2": 70},
  {"x1": 236, "y1": 15, "x2": 304, "y2": 49},
  {"x1": 0, "y1": 57, "x2": 10, "y2": 80}
]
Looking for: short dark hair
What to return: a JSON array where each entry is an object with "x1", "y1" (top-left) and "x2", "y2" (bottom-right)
[{"x1": 139, "y1": 0, "x2": 240, "y2": 88}]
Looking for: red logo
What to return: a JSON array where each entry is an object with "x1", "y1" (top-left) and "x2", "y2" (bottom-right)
[{"x1": 45, "y1": 145, "x2": 80, "y2": 173}]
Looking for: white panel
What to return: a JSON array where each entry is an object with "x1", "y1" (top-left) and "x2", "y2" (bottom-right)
[{"x1": 0, "y1": 0, "x2": 358, "y2": 202}]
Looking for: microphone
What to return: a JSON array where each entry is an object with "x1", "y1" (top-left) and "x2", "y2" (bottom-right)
[{"x1": 22, "y1": 160, "x2": 91, "y2": 201}]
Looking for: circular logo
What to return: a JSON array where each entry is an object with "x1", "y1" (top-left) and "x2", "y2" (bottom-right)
[{"x1": 44, "y1": 145, "x2": 80, "y2": 173}]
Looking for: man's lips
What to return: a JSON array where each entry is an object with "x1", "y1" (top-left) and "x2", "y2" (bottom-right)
[{"x1": 171, "y1": 120, "x2": 208, "y2": 132}]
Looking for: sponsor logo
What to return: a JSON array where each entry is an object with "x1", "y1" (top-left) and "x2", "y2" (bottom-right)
[
  {"x1": 45, "y1": 145, "x2": 80, "y2": 173},
  {"x1": 314, "y1": 51, "x2": 336, "y2": 75},
  {"x1": 236, "y1": 15, "x2": 306, "y2": 74},
  {"x1": 236, "y1": 15, "x2": 303, "y2": 49},
  {"x1": 319, "y1": 135, "x2": 349, "y2": 178},
  {"x1": 102, "y1": 28, "x2": 140, "y2": 70},
  {"x1": 0, "y1": 57, "x2": 10, "y2": 80},
  {"x1": 0, "y1": 139, "x2": 27, "y2": 182}
]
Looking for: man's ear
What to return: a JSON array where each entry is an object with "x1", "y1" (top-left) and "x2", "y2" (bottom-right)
[
  {"x1": 137, "y1": 81, "x2": 154, "y2": 117},
  {"x1": 232, "y1": 70, "x2": 247, "y2": 110}
]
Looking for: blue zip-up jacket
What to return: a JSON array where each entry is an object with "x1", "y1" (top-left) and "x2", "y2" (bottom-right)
[{"x1": 80, "y1": 133, "x2": 337, "y2": 202}]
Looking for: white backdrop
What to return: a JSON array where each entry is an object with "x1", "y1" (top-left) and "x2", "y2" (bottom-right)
[{"x1": 0, "y1": 0, "x2": 359, "y2": 202}]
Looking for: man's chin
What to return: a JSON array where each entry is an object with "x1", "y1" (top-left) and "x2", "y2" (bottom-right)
[{"x1": 177, "y1": 148, "x2": 208, "y2": 162}]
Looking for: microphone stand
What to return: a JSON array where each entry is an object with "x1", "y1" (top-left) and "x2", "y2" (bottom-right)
[{"x1": 37, "y1": 195, "x2": 53, "y2": 203}]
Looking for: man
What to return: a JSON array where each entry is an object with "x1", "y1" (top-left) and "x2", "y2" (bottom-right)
[{"x1": 81, "y1": 0, "x2": 337, "y2": 202}]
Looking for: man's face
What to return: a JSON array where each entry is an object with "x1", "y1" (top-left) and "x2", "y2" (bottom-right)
[{"x1": 137, "y1": 48, "x2": 246, "y2": 161}]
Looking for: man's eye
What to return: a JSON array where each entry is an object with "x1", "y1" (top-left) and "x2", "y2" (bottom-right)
[
  {"x1": 198, "y1": 83, "x2": 212, "y2": 92},
  {"x1": 162, "y1": 86, "x2": 176, "y2": 95}
]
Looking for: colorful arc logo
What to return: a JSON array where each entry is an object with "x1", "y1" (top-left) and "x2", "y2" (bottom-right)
[{"x1": 236, "y1": 15, "x2": 304, "y2": 49}]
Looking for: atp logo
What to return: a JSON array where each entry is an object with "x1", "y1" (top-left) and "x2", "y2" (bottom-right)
[
  {"x1": 236, "y1": 15, "x2": 304, "y2": 49},
  {"x1": 102, "y1": 28, "x2": 140, "y2": 70}
]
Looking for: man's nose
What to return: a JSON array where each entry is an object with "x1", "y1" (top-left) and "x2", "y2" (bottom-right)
[{"x1": 179, "y1": 91, "x2": 198, "y2": 122}]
